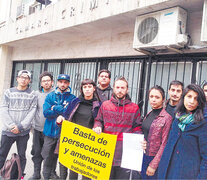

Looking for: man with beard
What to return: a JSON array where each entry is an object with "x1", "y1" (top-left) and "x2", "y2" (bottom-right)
[
  {"x1": 96, "y1": 69, "x2": 113, "y2": 102},
  {"x1": 41, "y1": 74, "x2": 76, "y2": 180},
  {"x1": 93, "y1": 77, "x2": 142, "y2": 179},
  {"x1": 165, "y1": 80, "x2": 183, "y2": 119}
]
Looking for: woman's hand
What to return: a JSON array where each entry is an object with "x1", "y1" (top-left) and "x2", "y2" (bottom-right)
[
  {"x1": 146, "y1": 166, "x2": 156, "y2": 176},
  {"x1": 92, "y1": 127, "x2": 102, "y2": 134},
  {"x1": 141, "y1": 140, "x2": 147, "y2": 153},
  {"x1": 56, "y1": 115, "x2": 64, "y2": 125}
]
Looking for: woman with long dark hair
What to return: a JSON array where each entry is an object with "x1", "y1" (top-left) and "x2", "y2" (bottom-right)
[
  {"x1": 141, "y1": 85, "x2": 172, "y2": 179},
  {"x1": 158, "y1": 84, "x2": 207, "y2": 179},
  {"x1": 56, "y1": 79, "x2": 101, "y2": 180}
]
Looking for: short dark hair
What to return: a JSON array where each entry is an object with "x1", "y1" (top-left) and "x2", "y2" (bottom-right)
[
  {"x1": 176, "y1": 84, "x2": 206, "y2": 123},
  {"x1": 169, "y1": 80, "x2": 183, "y2": 90},
  {"x1": 149, "y1": 85, "x2": 165, "y2": 100},
  {"x1": 39, "y1": 71, "x2": 53, "y2": 82},
  {"x1": 113, "y1": 77, "x2": 128, "y2": 88},
  {"x1": 203, "y1": 82, "x2": 207, "y2": 89},
  {"x1": 80, "y1": 79, "x2": 100, "y2": 100},
  {"x1": 98, "y1": 69, "x2": 111, "y2": 79}
]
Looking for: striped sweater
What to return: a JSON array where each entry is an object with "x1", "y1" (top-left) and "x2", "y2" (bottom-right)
[{"x1": 0, "y1": 87, "x2": 37, "y2": 137}]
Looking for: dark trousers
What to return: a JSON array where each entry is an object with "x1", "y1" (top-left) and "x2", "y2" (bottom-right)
[
  {"x1": 110, "y1": 166, "x2": 131, "y2": 180},
  {"x1": 41, "y1": 136, "x2": 58, "y2": 179},
  {"x1": 141, "y1": 154, "x2": 158, "y2": 179},
  {"x1": 31, "y1": 129, "x2": 44, "y2": 175},
  {"x1": 0, "y1": 134, "x2": 29, "y2": 177},
  {"x1": 59, "y1": 163, "x2": 68, "y2": 180}
]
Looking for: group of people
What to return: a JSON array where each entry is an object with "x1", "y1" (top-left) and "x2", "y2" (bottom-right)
[{"x1": 0, "y1": 68, "x2": 207, "y2": 180}]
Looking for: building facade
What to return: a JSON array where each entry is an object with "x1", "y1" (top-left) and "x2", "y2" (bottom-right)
[{"x1": 1, "y1": 0, "x2": 207, "y2": 114}]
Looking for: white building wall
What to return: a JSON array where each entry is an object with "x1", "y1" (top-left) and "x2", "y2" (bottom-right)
[
  {"x1": 0, "y1": 46, "x2": 13, "y2": 98},
  {"x1": 0, "y1": 0, "x2": 206, "y2": 94}
]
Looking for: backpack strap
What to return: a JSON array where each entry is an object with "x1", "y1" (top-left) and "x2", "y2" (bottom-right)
[{"x1": 12, "y1": 153, "x2": 22, "y2": 180}]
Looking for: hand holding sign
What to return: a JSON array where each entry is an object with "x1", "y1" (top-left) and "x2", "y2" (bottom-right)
[
  {"x1": 59, "y1": 121, "x2": 117, "y2": 180},
  {"x1": 92, "y1": 127, "x2": 102, "y2": 134}
]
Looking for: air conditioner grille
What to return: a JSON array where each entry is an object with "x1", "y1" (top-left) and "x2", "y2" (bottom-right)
[{"x1": 138, "y1": 17, "x2": 159, "y2": 44}]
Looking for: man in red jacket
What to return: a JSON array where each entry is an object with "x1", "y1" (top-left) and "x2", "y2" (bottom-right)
[{"x1": 93, "y1": 77, "x2": 142, "y2": 179}]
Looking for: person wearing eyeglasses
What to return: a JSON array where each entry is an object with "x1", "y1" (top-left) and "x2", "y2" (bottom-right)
[
  {"x1": 29, "y1": 71, "x2": 57, "y2": 180},
  {"x1": 0, "y1": 70, "x2": 37, "y2": 179},
  {"x1": 97, "y1": 69, "x2": 113, "y2": 102}
]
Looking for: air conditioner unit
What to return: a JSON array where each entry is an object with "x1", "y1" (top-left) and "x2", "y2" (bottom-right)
[{"x1": 133, "y1": 7, "x2": 188, "y2": 50}]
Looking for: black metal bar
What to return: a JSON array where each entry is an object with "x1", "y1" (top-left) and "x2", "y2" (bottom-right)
[
  {"x1": 11, "y1": 62, "x2": 16, "y2": 88},
  {"x1": 182, "y1": 60, "x2": 186, "y2": 84},
  {"x1": 138, "y1": 59, "x2": 146, "y2": 113},
  {"x1": 175, "y1": 61, "x2": 178, "y2": 80},
  {"x1": 199, "y1": 61, "x2": 203, "y2": 85},
  {"x1": 166, "y1": 61, "x2": 171, "y2": 92},
  {"x1": 131, "y1": 60, "x2": 136, "y2": 102},
  {"x1": 60, "y1": 60, "x2": 65, "y2": 74},
  {"x1": 191, "y1": 59, "x2": 197, "y2": 84},
  {"x1": 144, "y1": 56, "x2": 152, "y2": 115},
  {"x1": 154, "y1": 61, "x2": 158, "y2": 86},
  {"x1": 100, "y1": 60, "x2": 108, "y2": 70},
  {"x1": 44, "y1": 62, "x2": 48, "y2": 71},
  {"x1": 160, "y1": 61, "x2": 164, "y2": 86},
  {"x1": 94, "y1": 60, "x2": 99, "y2": 83}
]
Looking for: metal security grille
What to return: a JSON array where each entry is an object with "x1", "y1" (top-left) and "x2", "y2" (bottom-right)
[
  {"x1": 64, "y1": 60, "x2": 99, "y2": 97},
  {"x1": 108, "y1": 59, "x2": 143, "y2": 106},
  {"x1": 144, "y1": 58, "x2": 193, "y2": 113},
  {"x1": 149, "y1": 60, "x2": 192, "y2": 99},
  {"x1": 197, "y1": 59, "x2": 207, "y2": 86},
  {"x1": 10, "y1": 53, "x2": 207, "y2": 179},
  {"x1": 11, "y1": 53, "x2": 207, "y2": 115}
]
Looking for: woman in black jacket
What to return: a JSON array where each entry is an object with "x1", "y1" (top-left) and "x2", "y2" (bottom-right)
[{"x1": 56, "y1": 79, "x2": 101, "y2": 180}]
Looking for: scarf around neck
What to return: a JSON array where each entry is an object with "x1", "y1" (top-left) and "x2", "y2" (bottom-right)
[{"x1": 176, "y1": 112, "x2": 194, "y2": 132}]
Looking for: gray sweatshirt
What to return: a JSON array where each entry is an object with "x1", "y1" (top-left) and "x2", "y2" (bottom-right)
[
  {"x1": 33, "y1": 88, "x2": 54, "y2": 132},
  {"x1": 0, "y1": 87, "x2": 37, "y2": 137}
]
